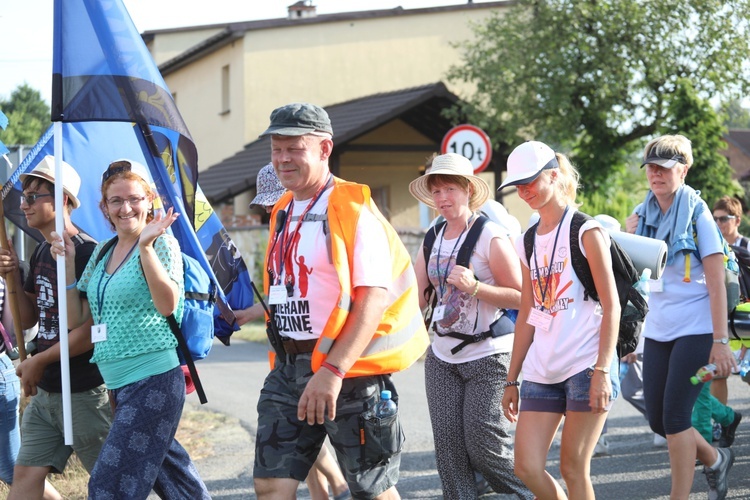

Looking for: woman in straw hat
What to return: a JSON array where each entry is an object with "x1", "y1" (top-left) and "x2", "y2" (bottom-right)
[
  {"x1": 500, "y1": 141, "x2": 619, "y2": 500},
  {"x1": 410, "y1": 153, "x2": 532, "y2": 499}
]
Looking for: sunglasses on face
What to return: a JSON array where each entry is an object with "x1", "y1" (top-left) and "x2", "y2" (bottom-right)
[
  {"x1": 102, "y1": 160, "x2": 135, "y2": 183},
  {"x1": 714, "y1": 215, "x2": 737, "y2": 223},
  {"x1": 20, "y1": 193, "x2": 53, "y2": 206}
]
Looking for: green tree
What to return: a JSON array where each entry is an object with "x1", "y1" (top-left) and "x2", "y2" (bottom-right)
[
  {"x1": 664, "y1": 79, "x2": 743, "y2": 206},
  {"x1": 0, "y1": 83, "x2": 50, "y2": 145},
  {"x1": 720, "y1": 99, "x2": 750, "y2": 129},
  {"x1": 448, "y1": 0, "x2": 750, "y2": 191}
]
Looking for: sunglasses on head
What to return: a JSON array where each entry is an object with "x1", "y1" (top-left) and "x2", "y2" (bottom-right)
[
  {"x1": 102, "y1": 160, "x2": 134, "y2": 183},
  {"x1": 714, "y1": 215, "x2": 737, "y2": 223}
]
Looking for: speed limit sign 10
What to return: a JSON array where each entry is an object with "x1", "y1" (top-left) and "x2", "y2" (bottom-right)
[{"x1": 440, "y1": 124, "x2": 492, "y2": 174}]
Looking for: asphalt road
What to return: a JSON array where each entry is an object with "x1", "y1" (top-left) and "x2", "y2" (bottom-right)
[{"x1": 186, "y1": 339, "x2": 750, "y2": 499}]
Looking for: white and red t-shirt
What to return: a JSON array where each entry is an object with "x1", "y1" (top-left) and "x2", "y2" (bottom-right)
[
  {"x1": 269, "y1": 188, "x2": 391, "y2": 340},
  {"x1": 514, "y1": 209, "x2": 610, "y2": 384}
]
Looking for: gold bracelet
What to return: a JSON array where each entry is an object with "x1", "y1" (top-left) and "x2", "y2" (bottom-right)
[{"x1": 471, "y1": 279, "x2": 480, "y2": 297}]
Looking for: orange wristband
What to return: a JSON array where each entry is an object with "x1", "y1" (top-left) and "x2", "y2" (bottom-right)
[{"x1": 321, "y1": 361, "x2": 346, "y2": 379}]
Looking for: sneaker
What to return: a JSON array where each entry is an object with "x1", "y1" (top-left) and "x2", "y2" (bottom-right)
[
  {"x1": 593, "y1": 435, "x2": 610, "y2": 457},
  {"x1": 712, "y1": 422, "x2": 723, "y2": 442},
  {"x1": 653, "y1": 433, "x2": 668, "y2": 448},
  {"x1": 719, "y1": 412, "x2": 742, "y2": 448},
  {"x1": 703, "y1": 447, "x2": 735, "y2": 500}
]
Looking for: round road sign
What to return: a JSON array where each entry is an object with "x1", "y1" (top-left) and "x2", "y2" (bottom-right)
[{"x1": 440, "y1": 124, "x2": 492, "y2": 174}]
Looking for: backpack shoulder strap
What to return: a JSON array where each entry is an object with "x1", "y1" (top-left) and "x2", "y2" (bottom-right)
[
  {"x1": 456, "y1": 215, "x2": 489, "y2": 268},
  {"x1": 423, "y1": 220, "x2": 446, "y2": 265},
  {"x1": 95, "y1": 237, "x2": 119, "y2": 266},
  {"x1": 523, "y1": 222, "x2": 539, "y2": 265},
  {"x1": 569, "y1": 211, "x2": 598, "y2": 302}
]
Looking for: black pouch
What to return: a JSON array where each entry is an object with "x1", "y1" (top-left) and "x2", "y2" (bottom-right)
[
  {"x1": 489, "y1": 313, "x2": 515, "y2": 338},
  {"x1": 358, "y1": 411, "x2": 405, "y2": 469}
]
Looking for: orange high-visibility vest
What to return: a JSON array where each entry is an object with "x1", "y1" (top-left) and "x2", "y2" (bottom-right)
[{"x1": 264, "y1": 177, "x2": 429, "y2": 376}]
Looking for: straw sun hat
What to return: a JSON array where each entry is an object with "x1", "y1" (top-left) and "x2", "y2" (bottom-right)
[{"x1": 409, "y1": 153, "x2": 490, "y2": 212}]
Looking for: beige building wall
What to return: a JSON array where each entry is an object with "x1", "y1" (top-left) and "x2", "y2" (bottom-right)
[
  {"x1": 164, "y1": 40, "x2": 247, "y2": 174},
  {"x1": 152, "y1": 6, "x2": 507, "y2": 169},
  {"x1": 146, "y1": 27, "x2": 226, "y2": 65}
]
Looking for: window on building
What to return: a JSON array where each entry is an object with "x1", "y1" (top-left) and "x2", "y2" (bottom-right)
[{"x1": 220, "y1": 65, "x2": 230, "y2": 114}]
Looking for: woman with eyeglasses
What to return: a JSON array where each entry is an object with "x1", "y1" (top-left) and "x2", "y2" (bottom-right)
[
  {"x1": 52, "y1": 159, "x2": 210, "y2": 499},
  {"x1": 625, "y1": 135, "x2": 737, "y2": 500},
  {"x1": 713, "y1": 196, "x2": 749, "y2": 250}
]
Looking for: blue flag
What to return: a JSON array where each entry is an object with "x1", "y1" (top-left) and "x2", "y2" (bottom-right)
[
  {"x1": 3, "y1": 0, "x2": 254, "y2": 341},
  {"x1": 0, "y1": 109, "x2": 9, "y2": 156}
]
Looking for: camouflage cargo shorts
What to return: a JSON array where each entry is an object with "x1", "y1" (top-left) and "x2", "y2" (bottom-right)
[{"x1": 254, "y1": 353, "x2": 403, "y2": 498}]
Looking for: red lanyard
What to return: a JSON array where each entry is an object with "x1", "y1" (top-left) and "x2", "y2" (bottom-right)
[{"x1": 269, "y1": 175, "x2": 332, "y2": 296}]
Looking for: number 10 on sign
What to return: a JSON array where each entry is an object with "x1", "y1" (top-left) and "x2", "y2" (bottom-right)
[{"x1": 440, "y1": 124, "x2": 493, "y2": 174}]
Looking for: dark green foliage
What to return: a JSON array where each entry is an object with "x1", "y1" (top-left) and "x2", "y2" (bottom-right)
[
  {"x1": 0, "y1": 84, "x2": 50, "y2": 146},
  {"x1": 663, "y1": 79, "x2": 743, "y2": 207},
  {"x1": 448, "y1": 0, "x2": 750, "y2": 192}
]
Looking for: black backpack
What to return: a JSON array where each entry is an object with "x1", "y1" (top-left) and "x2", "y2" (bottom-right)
[{"x1": 523, "y1": 211, "x2": 648, "y2": 357}]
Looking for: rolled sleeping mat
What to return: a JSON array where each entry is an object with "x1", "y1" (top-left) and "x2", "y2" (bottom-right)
[{"x1": 608, "y1": 230, "x2": 668, "y2": 279}]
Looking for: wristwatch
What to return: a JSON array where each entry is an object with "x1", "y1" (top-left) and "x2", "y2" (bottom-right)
[
  {"x1": 594, "y1": 366, "x2": 610, "y2": 374},
  {"x1": 713, "y1": 337, "x2": 729, "y2": 345}
]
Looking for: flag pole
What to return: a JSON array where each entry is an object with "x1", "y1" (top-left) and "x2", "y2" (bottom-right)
[
  {"x1": 0, "y1": 181, "x2": 27, "y2": 361},
  {"x1": 53, "y1": 122, "x2": 73, "y2": 445}
]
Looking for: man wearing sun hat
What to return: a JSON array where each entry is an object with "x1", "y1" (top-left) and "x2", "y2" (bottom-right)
[
  {"x1": 0, "y1": 156, "x2": 111, "y2": 499},
  {"x1": 253, "y1": 103, "x2": 428, "y2": 499}
]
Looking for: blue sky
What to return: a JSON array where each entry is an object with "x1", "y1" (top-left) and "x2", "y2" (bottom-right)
[{"x1": 0, "y1": 0, "x2": 493, "y2": 104}]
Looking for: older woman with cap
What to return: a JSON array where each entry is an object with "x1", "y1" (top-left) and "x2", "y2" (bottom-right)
[
  {"x1": 53, "y1": 159, "x2": 209, "y2": 499},
  {"x1": 625, "y1": 135, "x2": 737, "y2": 500},
  {"x1": 410, "y1": 153, "x2": 531, "y2": 499},
  {"x1": 500, "y1": 141, "x2": 620, "y2": 500}
]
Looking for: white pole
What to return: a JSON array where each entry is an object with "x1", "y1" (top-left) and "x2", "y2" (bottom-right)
[{"x1": 53, "y1": 122, "x2": 73, "y2": 445}]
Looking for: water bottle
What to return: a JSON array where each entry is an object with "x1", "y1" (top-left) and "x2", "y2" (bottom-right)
[
  {"x1": 375, "y1": 390, "x2": 398, "y2": 418},
  {"x1": 740, "y1": 351, "x2": 750, "y2": 378},
  {"x1": 634, "y1": 268, "x2": 651, "y2": 299},
  {"x1": 690, "y1": 363, "x2": 717, "y2": 385}
]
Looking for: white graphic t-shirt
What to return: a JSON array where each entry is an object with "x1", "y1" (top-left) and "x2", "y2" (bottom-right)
[
  {"x1": 514, "y1": 209, "x2": 610, "y2": 384},
  {"x1": 270, "y1": 187, "x2": 391, "y2": 340},
  {"x1": 428, "y1": 220, "x2": 514, "y2": 363}
]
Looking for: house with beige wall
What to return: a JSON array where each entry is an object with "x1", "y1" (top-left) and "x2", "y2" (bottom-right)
[{"x1": 141, "y1": 2, "x2": 534, "y2": 268}]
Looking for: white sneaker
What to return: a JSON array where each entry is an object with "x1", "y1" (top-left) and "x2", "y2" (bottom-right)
[
  {"x1": 653, "y1": 433, "x2": 668, "y2": 447},
  {"x1": 593, "y1": 436, "x2": 610, "y2": 457}
]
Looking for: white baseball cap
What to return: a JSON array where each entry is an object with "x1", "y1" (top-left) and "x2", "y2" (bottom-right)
[{"x1": 500, "y1": 141, "x2": 559, "y2": 189}]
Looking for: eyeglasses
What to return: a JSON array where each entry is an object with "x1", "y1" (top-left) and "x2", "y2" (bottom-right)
[
  {"x1": 107, "y1": 196, "x2": 147, "y2": 208},
  {"x1": 714, "y1": 215, "x2": 737, "y2": 223},
  {"x1": 20, "y1": 193, "x2": 53, "y2": 206}
]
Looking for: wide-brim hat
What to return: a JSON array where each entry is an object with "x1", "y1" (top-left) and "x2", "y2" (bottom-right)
[
  {"x1": 640, "y1": 148, "x2": 687, "y2": 169},
  {"x1": 251, "y1": 163, "x2": 287, "y2": 207},
  {"x1": 408, "y1": 153, "x2": 490, "y2": 212},
  {"x1": 500, "y1": 141, "x2": 559, "y2": 189},
  {"x1": 20, "y1": 155, "x2": 81, "y2": 208},
  {"x1": 259, "y1": 102, "x2": 333, "y2": 137}
]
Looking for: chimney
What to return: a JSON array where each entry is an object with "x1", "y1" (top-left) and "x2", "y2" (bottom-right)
[{"x1": 288, "y1": 1, "x2": 317, "y2": 20}]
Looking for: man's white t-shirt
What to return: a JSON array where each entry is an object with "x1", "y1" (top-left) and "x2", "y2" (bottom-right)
[
  {"x1": 514, "y1": 209, "x2": 611, "y2": 384},
  {"x1": 270, "y1": 187, "x2": 391, "y2": 340}
]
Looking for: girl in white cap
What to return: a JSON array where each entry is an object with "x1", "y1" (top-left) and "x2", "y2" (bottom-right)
[
  {"x1": 500, "y1": 141, "x2": 619, "y2": 500},
  {"x1": 410, "y1": 153, "x2": 532, "y2": 499}
]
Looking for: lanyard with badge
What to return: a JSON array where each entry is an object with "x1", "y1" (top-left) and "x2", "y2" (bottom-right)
[
  {"x1": 432, "y1": 215, "x2": 474, "y2": 323},
  {"x1": 92, "y1": 240, "x2": 139, "y2": 342},
  {"x1": 527, "y1": 206, "x2": 568, "y2": 331},
  {"x1": 267, "y1": 174, "x2": 332, "y2": 305}
]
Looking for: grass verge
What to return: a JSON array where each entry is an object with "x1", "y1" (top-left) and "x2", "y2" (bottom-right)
[{"x1": 0, "y1": 399, "x2": 225, "y2": 497}]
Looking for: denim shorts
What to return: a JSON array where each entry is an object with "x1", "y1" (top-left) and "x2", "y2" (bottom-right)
[{"x1": 520, "y1": 357, "x2": 620, "y2": 413}]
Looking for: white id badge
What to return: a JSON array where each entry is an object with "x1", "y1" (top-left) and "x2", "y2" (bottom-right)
[
  {"x1": 269, "y1": 285, "x2": 288, "y2": 305},
  {"x1": 91, "y1": 324, "x2": 107, "y2": 343},
  {"x1": 432, "y1": 304, "x2": 446, "y2": 322},
  {"x1": 650, "y1": 279, "x2": 664, "y2": 293},
  {"x1": 527, "y1": 308, "x2": 553, "y2": 331}
]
